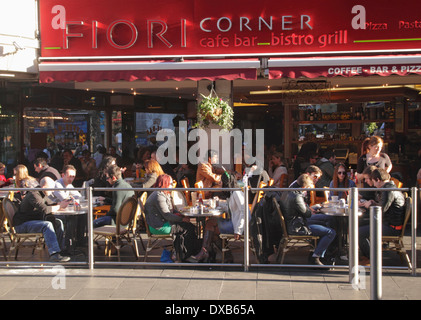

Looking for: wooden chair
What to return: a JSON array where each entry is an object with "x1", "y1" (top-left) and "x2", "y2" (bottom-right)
[
  {"x1": 139, "y1": 200, "x2": 173, "y2": 262},
  {"x1": 93, "y1": 196, "x2": 140, "y2": 261},
  {"x1": 279, "y1": 174, "x2": 288, "y2": 188},
  {"x1": 2, "y1": 197, "x2": 45, "y2": 260},
  {"x1": 249, "y1": 181, "x2": 267, "y2": 214},
  {"x1": 181, "y1": 177, "x2": 191, "y2": 205},
  {"x1": 134, "y1": 192, "x2": 148, "y2": 254},
  {"x1": 382, "y1": 195, "x2": 412, "y2": 270},
  {"x1": 273, "y1": 198, "x2": 319, "y2": 264},
  {"x1": 268, "y1": 178, "x2": 274, "y2": 186},
  {"x1": 0, "y1": 199, "x2": 9, "y2": 260},
  {"x1": 309, "y1": 189, "x2": 327, "y2": 206},
  {"x1": 390, "y1": 177, "x2": 403, "y2": 188},
  {"x1": 194, "y1": 180, "x2": 205, "y2": 200}
]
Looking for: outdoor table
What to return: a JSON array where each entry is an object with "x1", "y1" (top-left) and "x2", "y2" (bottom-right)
[
  {"x1": 53, "y1": 200, "x2": 89, "y2": 255},
  {"x1": 179, "y1": 205, "x2": 224, "y2": 238}
]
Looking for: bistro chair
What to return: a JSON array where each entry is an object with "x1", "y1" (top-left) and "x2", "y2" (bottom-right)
[
  {"x1": 93, "y1": 196, "x2": 140, "y2": 261},
  {"x1": 194, "y1": 180, "x2": 205, "y2": 200},
  {"x1": 279, "y1": 174, "x2": 288, "y2": 188},
  {"x1": 133, "y1": 191, "x2": 148, "y2": 254},
  {"x1": 249, "y1": 181, "x2": 267, "y2": 213},
  {"x1": 273, "y1": 197, "x2": 319, "y2": 264},
  {"x1": 390, "y1": 177, "x2": 403, "y2": 188},
  {"x1": 139, "y1": 200, "x2": 173, "y2": 262},
  {"x1": 0, "y1": 199, "x2": 9, "y2": 260},
  {"x1": 2, "y1": 197, "x2": 45, "y2": 261},
  {"x1": 382, "y1": 195, "x2": 412, "y2": 270},
  {"x1": 181, "y1": 177, "x2": 191, "y2": 205}
]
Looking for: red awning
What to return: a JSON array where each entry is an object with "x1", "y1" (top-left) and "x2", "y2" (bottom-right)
[
  {"x1": 268, "y1": 55, "x2": 421, "y2": 79},
  {"x1": 39, "y1": 59, "x2": 259, "y2": 83}
]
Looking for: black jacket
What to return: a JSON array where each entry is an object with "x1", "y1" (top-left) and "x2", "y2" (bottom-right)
[
  {"x1": 379, "y1": 181, "x2": 405, "y2": 226},
  {"x1": 13, "y1": 189, "x2": 56, "y2": 226}
]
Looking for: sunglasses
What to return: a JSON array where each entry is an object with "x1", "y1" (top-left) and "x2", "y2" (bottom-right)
[{"x1": 337, "y1": 171, "x2": 346, "y2": 175}]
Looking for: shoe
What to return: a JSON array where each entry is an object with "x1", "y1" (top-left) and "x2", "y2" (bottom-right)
[
  {"x1": 189, "y1": 248, "x2": 209, "y2": 262},
  {"x1": 49, "y1": 252, "x2": 71, "y2": 263},
  {"x1": 309, "y1": 256, "x2": 324, "y2": 266},
  {"x1": 359, "y1": 256, "x2": 370, "y2": 266}
]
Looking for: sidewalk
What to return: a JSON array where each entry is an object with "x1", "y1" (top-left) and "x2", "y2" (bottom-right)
[{"x1": 0, "y1": 266, "x2": 419, "y2": 300}]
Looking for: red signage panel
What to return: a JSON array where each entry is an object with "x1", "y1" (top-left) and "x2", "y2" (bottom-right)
[{"x1": 39, "y1": 0, "x2": 421, "y2": 59}]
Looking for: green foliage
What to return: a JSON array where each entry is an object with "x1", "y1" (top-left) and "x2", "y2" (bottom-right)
[{"x1": 194, "y1": 93, "x2": 234, "y2": 131}]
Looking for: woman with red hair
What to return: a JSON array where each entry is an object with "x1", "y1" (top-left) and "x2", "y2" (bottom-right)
[{"x1": 144, "y1": 174, "x2": 200, "y2": 261}]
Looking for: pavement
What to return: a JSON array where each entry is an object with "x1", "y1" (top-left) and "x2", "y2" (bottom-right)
[{"x1": 0, "y1": 229, "x2": 420, "y2": 303}]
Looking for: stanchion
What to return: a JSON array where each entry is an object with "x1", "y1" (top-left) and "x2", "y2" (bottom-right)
[
  {"x1": 349, "y1": 187, "x2": 359, "y2": 288},
  {"x1": 243, "y1": 177, "x2": 249, "y2": 272},
  {"x1": 411, "y1": 187, "x2": 418, "y2": 276},
  {"x1": 86, "y1": 186, "x2": 94, "y2": 270},
  {"x1": 370, "y1": 206, "x2": 382, "y2": 300}
]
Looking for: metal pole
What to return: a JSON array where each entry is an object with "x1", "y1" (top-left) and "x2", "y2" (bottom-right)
[
  {"x1": 87, "y1": 186, "x2": 94, "y2": 270},
  {"x1": 370, "y1": 206, "x2": 382, "y2": 300},
  {"x1": 349, "y1": 187, "x2": 359, "y2": 287},
  {"x1": 411, "y1": 187, "x2": 418, "y2": 276},
  {"x1": 243, "y1": 177, "x2": 249, "y2": 272}
]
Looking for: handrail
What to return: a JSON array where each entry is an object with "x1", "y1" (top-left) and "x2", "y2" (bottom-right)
[{"x1": 0, "y1": 184, "x2": 417, "y2": 279}]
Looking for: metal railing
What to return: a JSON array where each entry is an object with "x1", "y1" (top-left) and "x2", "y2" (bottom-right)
[{"x1": 0, "y1": 183, "x2": 418, "y2": 284}]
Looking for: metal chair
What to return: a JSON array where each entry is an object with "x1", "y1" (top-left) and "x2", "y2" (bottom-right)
[
  {"x1": 93, "y1": 196, "x2": 140, "y2": 261},
  {"x1": 2, "y1": 197, "x2": 45, "y2": 260},
  {"x1": 273, "y1": 197, "x2": 319, "y2": 264},
  {"x1": 0, "y1": 199, "x2": 9, "y2": 260},
  {"x1": 382, "y1": 195, "x2": 412, "y2": 270}
]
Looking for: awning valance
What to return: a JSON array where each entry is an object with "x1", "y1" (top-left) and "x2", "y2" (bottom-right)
[
  {"x1": 39, "y1": 59, "x2": 259, "y2": 83},
  {"x1": 268, "y1": 55, "x2": 421, "y2": 79}
]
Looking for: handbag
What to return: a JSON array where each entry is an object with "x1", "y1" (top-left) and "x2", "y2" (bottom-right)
[{"x1": 288, "y1": 216, "x2": 312, "y2": 236}]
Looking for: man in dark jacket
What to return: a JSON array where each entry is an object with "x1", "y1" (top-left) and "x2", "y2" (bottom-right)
[
  {"x1": 93, "y1": 165, "x2": 134, "y2": 228},
  {"x1": 33, "y1": 157, "x2": 61, "y2": 181},
  {"x1": 359, "y1": 168, "x2": 405, "y2": 264},
  {"x1": 13, "y1": 176, "x2": 71, "y2": 262}
]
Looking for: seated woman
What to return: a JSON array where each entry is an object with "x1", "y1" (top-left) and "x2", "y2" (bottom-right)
[
  {"x1": 137, "y1": 159, "x2": 164, "y2": 189},
  {"x1": 144, "y1": 174, "x2": 200, "y2": 261},
  {"x1": 190, "y1": 172, "x2": 250, "y2": 263},
  {"x1": 13, "y1": 164, "x2": 39, "y2": 202},
  {"x1": 284, "y1": 174, "x2": 336, "y2": 265},
  {"x1": 328, "y1": 162, "x2": 356, "y2": 200},
  {"x1": 268, "y1": 152, "x2": 288, "y2": 188},
  {"x1": 92, "y1": 155, "x2": 116, "y2": 197}
]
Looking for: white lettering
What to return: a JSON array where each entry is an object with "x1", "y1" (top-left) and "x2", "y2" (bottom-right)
[
  {"x1": 351, "y1": 5, "x2": 366, "y2": 29},
  {"x1": 51, "y1": 5, "x2": 66, "y2": 30}
]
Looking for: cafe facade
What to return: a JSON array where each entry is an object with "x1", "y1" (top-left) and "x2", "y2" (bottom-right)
[{"x1": 1, "y1": 0, "x2": 420, "y2": 185}]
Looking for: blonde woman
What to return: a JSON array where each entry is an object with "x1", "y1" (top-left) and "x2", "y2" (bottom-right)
[
  {"x1": 13, "y1": 164, "x2": 39, "y2": 200},
  {"x1": 140, "y1": 159, "x2": 165, "y2": 189}
]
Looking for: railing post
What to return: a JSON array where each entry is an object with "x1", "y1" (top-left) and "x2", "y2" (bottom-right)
[
  {"x1": 411, "y1": 187, "x2": 418, "y2": 276},
  {"x1": 86, "y1": 186, "x2": 94, "y2": 270},
  {"x1": 243, "y1": 177, "x2": 249, "y2": 272},
  {"x1": 370, "y1": 206, "x2": 382, "y2": 300},
  {"x1": 349, "y1": 187, "x2": 359, "y2": 287}
]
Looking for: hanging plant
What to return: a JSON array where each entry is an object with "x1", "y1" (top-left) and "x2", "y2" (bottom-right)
[{"x1": 194, "y1": 92, "x2": 234, "y2": 131}]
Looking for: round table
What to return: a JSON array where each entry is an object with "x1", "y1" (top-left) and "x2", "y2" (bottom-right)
[{"x1": 54, "y1": 204, "x2": 89, "y2": 255}]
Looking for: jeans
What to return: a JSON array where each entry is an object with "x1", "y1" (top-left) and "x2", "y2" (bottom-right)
[
  {"x1": 307, "y1": 224, "x2": 337, "y2": 258},
  {"x1": 14, "y1": 219, "x2": 64, "y2": 256},
  {"x1": 93, "y1": 215, "x2": 114, "y2": 228},
  {"x1": 359, "y1": 223, "x2": 400, "y2": 258}
]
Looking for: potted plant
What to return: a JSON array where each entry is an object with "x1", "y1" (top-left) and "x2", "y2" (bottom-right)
[{"x1": 194, "y1": 92, "x2": 234, "y2": 131}]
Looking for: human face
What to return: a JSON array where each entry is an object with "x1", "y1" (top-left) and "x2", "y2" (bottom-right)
[
  {"x1": 337, "y1": 168, "x2": 347, "y2": 181},
  {"x1": 63, "y1": 169, "x2": 76, "y2": 186},
  {"x1": 308, "y1": 172, "x2": 321, "y2": 185},
  {"x1": 271, "y1": 156, "x2": 281, "y2": 166},
  {"x1": 209, "y1": 154, "x2": 218, "y2": 165},
  {"x1": 34, "y1": 164, "x2": 42, "y2": 173},
  {"x1": 363, "y1": 174, "x2": 373, "y2": 186},
  {"x1": 368, "y1": 142, "x2": 382, "y2": 157},
  {"x1": 63, "y1": 151, "x2": 72, "y2": 163}
]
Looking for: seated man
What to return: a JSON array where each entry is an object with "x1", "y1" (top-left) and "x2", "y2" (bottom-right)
[
  {"x1": 33, "y1": 157, "x2": 61, "y2": 182},
  {"x1": 53, "y1": 164, "x2": 82, "y2": 202},
  {"x1": 13, "y1": 177, "x2": 71, "y2": 262},
  {"x1": 196, "y1": 150, "x2": 224, "y2": 198},
  {"x1": 284, "y1": 174, "x2": 337, "y2": 265},
  {"x1": 358, "y1": 168, "x2": 405, "y2": 265},
  {"x1": 93, "y1": 164, "x2": 134, "y2": 228}
]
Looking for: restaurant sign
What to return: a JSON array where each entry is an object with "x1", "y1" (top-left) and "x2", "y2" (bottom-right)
[{"x1": 39, "y1": 0, "x2": 421, "y2": 59}]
